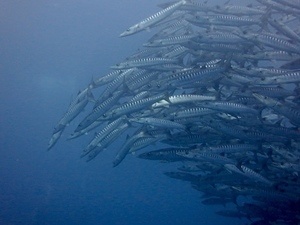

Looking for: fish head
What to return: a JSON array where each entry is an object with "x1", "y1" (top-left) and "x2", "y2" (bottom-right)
[
  {"x1": 252, "y1": 93, "x2": 279, "y2": 107},
  {"x1": 138, "y1": 151, "x2": 158, "y2": 160},
  {"x1": 120, "y1": 24, "x2": 140, "y2": 37},
  {"x1": 176, "y1": 149, "x2": 196, "y2": 158},
  {"x1": 47, "y1": 129, "x2": 64, "y2": 150},
  {"x1": 128, "y1": 117, "x2": 143, "y2": 124}
]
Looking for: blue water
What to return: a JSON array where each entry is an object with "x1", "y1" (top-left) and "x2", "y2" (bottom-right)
[{"x1": 0, "y1": 1, "x2": 244, "y2": 224}]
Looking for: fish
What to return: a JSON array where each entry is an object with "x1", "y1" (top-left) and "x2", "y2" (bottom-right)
[
  {"x1": 138, "y1": 147, "x2": 193, "y2": 161},
  {"x1": 48, "y1": 0, "x2": 300, "y2": 224},
  {"x1": 111, "y1": 57, "x2": 180, "y2": 69},
  {"x1": 152, "y1": 94, "x2": 216, "y2": 108},
  {"x1": 81, "y1": 117, "x2": 128, "y2": 157},
  {"x1": 75, "y1": 90, "x2": 124, "y2": 133},
  {"x1": 129, "y1": 117, "x2": 186, "y2": 130},
  {"x1": 85, "y1": 122, "x2": 130, "y2": 162},
  {"x1": 48, "y1": 88, "x2": 94, "y2": 149},
  {"x1": 119, "y1": 0, "x2": 187, "y2": 37},
  {"x1": 113, "y1": 128, "x2": 148, "y2": 167},
  {"x1": 47, "y1": 128, "x2": 65, "y2": 151},
  {"x1": 54, "y1": 89, "x2": 94, "y2": 131}
]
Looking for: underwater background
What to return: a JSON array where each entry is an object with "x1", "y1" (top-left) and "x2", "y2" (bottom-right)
[{"x1": 2, "y1": 0, "x2": 296, "y2": 224}]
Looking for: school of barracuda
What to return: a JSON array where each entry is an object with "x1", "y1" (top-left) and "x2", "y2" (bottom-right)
[{"x1": 48, "y1": 0, "x2": 300, "y2": 224}]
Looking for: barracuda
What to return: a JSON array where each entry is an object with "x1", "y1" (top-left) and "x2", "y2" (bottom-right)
[
  {"x1": 204, "y1": 144, "x2": 257, "y2": 154},
  {"x1": 211, "y1": 5, "x2": 266, "y2": 16},
  {"x1": 240, "y1": 50, "x2": 299, "y2": 61},
  {"x1": 195, "y1": 33, "x2": 244, "y2": 44},
  {"x1": 67, "y1": 120, "x2": 102, "y2": 140},
  {"x1": 95, "y1": 68, "x2": 136, "y2": 106},
  {"x1": 120, "y1": 0, "x2": 187, "y2": 37},
  {"x1": 144, "y1": 34, "x2": 198, "y2": 47},
  {"x1": 47, "y1": 129, "x2": 64, "y2": 151},
  {"x1": 172, "y1": 107, "x2": 217, "y2": 119},
  {"x1": 256, "y1": 0, "x2": 300, "y2": 15},
  {"x1": 99, "y1": 93, "x2": 169, "y2": 120},
  {"x1": 268, "y1": 18, "x2": 300, "y2": 43},
  {"x1": 225, "y1": 164, "x2": 273, "y2": 186},
  {"x1": 138, "y1": 147, "x2": 193, "y2": 161},
  {"x1": 177, "y1": 150, "x2": 236, "y2": 165},
  {"x1": 165, "y1": 62, "x2": 227, "y2": 87},
  {"x1": 260, "y1": 70, "x2": 300, "y2": 84},
  {"x1": 249, "y1": 86, "x2": 295, "y2": 98},
  {"x1": 128, "y1": 134, "x2": 168, "y2": 153},
  {"x1": 129, "y1": 117, "x2": 186, "y2": 130},
  {"x1": 92, "y1": 70, "x2": 124, "y2": 88},
  {"x1": 253, "y1": 93, "x2": 300, "y2": 126},
  {"x1": 126, "y1": 71, "x2": 159, "y2": 91},
  {"x1": 85, "y1": 123, "x2": 129, "y2": 161},
  {"x1": 75, "y1": 90, "x2": 124, "y2": 132},
  {"x1": 163, "y1": 46, "x2": 189, "y2": 58},
  {"x1": 111, "y1": 57, "x2": 179, "y2": 69},
  {"x1": 199, "y1": 101, "x2": 258, "y2": 114},
  {"x1": 81, "y1": 117, "x2": 128, "y2": 157},
  {"x1": 152, "y1": 94, "x2": 216, "y2": 108},
  {"x1": 240, "y1": 165, "x2": 273, "y2": 186},
  {"x1": 49, "y1": 0, "x2": 300, "y2": 223},
  {"x1": 54, "y1": 90, "x2": 94, "y2": 133},
  {"x1": 186, "y1": 42, "x2": 245, "y2": 53},
  {"x1": 112, "y1": 129, "x2": 148, "y2": 167},
  {"x1": 238, "y1": 31, "x2": 300, "y2": 54},
  {"x1": 187, "y1": 14, "x2": 259, "y2": 27}
]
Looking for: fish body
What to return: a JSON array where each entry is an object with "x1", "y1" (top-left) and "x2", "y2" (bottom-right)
[
  {"x1": 75, "y1": 90, "x2": 123, "y2": 132},
  {"x1": 101, "y1": 93, "x2": 169, "y2": 120},
  {"x1": 113, "y1": 130, "x2": 148, "y2": 167},
  {"x1": 120, "y1": 0, "x2": 187, "y2": 37},
  {"x1": 129, "y1": 117, "x2": 186, "y2": 130},
  {"x1": 85, "y1": 122, "x2": 129, "y2": 161},
  {"x1": 152, "y1": 94, "x2": 216, "y2": 108},
  {"x1": 111, "y1": 57, "x2": 179, "y2": 69},
  {"x1": 138, "y1": 147, "x2": 192, "y2": 161}
]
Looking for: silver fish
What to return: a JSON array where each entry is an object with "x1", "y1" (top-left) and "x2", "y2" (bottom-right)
[{"x1": 120, "y1": 0, "x2": 187, "y2": 37}]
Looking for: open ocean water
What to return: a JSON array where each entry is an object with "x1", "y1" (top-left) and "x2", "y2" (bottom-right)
[{"x1": 1, "y1": 0, "x2": 299, "y2": 225}]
